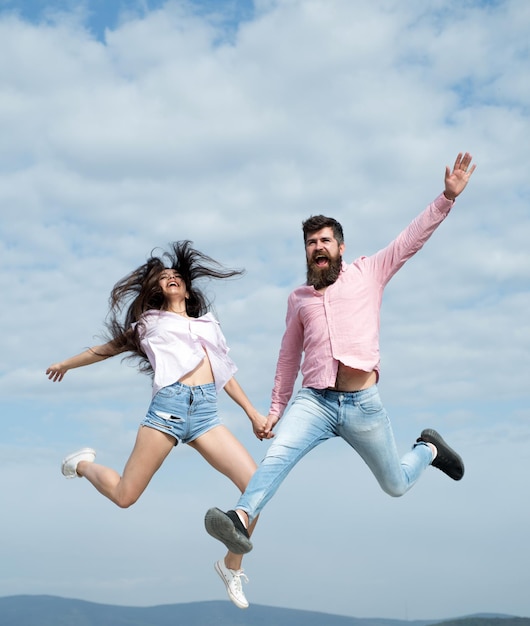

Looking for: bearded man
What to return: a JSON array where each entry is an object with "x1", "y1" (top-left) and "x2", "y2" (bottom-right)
[{"x1": 205, "y1": 152, "x2": 476, "y2": 555}]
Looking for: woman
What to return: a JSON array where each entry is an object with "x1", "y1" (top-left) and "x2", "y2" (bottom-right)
[{"x1": 46, "y1": 241, "x2": 268, "y2": 610}]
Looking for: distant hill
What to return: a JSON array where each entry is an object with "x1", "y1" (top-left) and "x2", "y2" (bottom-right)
[
  {"x1": 434, "y1": 620, "x2": 529, "y2": 626},
  {"x1": 0, "y1": 595, "x2": 525, "y2": 626}
]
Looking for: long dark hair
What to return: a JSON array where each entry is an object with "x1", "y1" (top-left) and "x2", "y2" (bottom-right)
[{"x1": 103, "y1": 241, "x2": 244, "y2": 373}]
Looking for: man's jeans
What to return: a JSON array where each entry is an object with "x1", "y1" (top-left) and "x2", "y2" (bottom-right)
[{"x1": 237, "y1": 385, "x2": 433, "y2": 522}]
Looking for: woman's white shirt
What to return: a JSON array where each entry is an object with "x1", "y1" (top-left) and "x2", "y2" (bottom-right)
[{"x1": 136, "y1": 310, "x2": 237, "y2": 396}]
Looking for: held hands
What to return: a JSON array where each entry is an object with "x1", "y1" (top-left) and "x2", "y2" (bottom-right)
[
  {"x1": 260, "y1": 414, "x2": 280, "y2": 441},
  {"x1": 444, "y1": 152, "x2": 476, "y2": 200},
  {"x1": 250, "y1": 412, "x2": 278, "y2": 441}
]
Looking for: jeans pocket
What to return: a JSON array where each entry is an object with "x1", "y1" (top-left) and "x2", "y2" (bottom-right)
[
  {"x1": 358, "y1": 395, "x2": 384, "y2": 416},
  {"x1": 202, "y1": 387, "x2": 217, "y2": 403},
  {"x1": 155, "y1": 385, "x2": 176, "y2": 399}
]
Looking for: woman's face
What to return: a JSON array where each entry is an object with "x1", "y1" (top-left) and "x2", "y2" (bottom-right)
[{"x1": 158, "y1": 269, "x2": 187, "y2": 299}]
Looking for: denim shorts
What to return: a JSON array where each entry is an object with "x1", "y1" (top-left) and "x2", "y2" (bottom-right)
[{"x1": 141, "y1": 381, "x2": 220, "y2": 445}]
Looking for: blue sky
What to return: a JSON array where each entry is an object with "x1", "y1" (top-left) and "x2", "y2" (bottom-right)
[
  {"x1": 0, "y1": 0, "x2": 255, "y2": 40},
  {"x1": 1, "y1": 0, "x2": 529, "y2": 620}
]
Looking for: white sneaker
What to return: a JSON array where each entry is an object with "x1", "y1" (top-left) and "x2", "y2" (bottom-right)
[
  {"x1": 214, "y1": 559, "x2": 249, "y2": 609},
  {"x1": 61, "y1": 448, "x2": 96, "y2": 478}
]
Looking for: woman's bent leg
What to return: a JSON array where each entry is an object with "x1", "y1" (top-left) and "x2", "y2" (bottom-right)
[{"x1": 77, "y1": 426, "x2": 175, "y2": 508}]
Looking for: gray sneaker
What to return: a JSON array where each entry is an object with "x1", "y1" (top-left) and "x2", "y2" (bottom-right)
[
  {"x1": 61, "y1": 448, "x2": 96, "y2": 478},
  {"x1": 204, "y1": 508, "x2": 253, "y2": 554},
  {"x1": 214, "y1": 559, "x2": 249, "y2": 609},
  {"x1": 417, "y1": 429, "x2": 464, "y2": 481}
]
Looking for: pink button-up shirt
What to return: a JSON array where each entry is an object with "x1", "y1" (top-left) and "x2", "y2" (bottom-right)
[{"x1": 269, "y1": 194, "x2": 454, "y2": 417}]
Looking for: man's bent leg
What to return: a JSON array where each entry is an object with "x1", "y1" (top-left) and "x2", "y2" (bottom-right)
[
  {"x1": 337, "y1": 386, "x2": 433, "y2": 497},
  {"x1": 236, "y1": 388, "x2": 335, "y2": 519},
  {"x1": 205, "y1": 388, "x2": 335, "y2": 552}
]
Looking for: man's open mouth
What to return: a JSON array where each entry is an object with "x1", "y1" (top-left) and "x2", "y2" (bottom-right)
[{"x1": 313, "y1": 254, "x2": 329, "y2": 268}]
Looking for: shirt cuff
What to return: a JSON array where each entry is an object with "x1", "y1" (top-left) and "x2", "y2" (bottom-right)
[{"x1": 433, "y1": 192, "x2": 454, "y2": 215}]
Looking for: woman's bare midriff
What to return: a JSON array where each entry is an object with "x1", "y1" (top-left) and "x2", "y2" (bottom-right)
[
  {"x1": 329, "y1": 364, "x2": 377, "y2": 392},
  {"x1": 179, "y1": 353, "x2": 215, "y2": 387}
]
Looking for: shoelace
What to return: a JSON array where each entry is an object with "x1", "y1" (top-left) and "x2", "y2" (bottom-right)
[{"x1": 230, "y1": 569, "x2": 249, "y2": 594}]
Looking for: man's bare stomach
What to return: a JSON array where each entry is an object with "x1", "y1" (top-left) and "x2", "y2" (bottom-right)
[{"x1": 329, "y1": 364, "x2": 377, "y2": 392}]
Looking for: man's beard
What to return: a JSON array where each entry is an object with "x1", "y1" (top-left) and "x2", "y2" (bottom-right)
[{"x1": 306, "y1": 255, "x2": 342, "y2": 290}]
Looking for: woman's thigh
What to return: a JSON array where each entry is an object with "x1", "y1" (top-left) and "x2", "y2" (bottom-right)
[
  {"x1": 120, "y1": 425, "x2": 176, "y2": 498},
  {"x1": 189, "y1": 425, "x2": 257, "y2": 493}
]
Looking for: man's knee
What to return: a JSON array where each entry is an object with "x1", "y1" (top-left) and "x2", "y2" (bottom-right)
[{"x1": 381, "y1": 482, "x2": 407, "y2": 498}]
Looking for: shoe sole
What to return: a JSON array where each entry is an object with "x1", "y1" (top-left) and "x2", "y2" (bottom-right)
[
  {"x1": 205, "y1": 508, "x2": 253, "y2": 554},
  {"x1": 214, "y1": 561, "x2": 249, "y2": 609},
  {"x1": 421, "y1": 429, "x2": 464, "y2": 481}
]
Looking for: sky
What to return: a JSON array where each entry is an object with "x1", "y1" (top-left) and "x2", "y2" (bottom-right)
[{"x1": 1, "y1": 0, "x2": 529, "y2": 620}]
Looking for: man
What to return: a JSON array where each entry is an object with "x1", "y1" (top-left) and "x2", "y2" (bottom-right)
[{"x1": 205, "y1": 152, "x2": 476, "y2": 555}]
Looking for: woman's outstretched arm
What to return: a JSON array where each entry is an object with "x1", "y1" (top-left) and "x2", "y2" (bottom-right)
[{"x1": 46, "y1": 341, "x2": 122, "y2": 382}]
